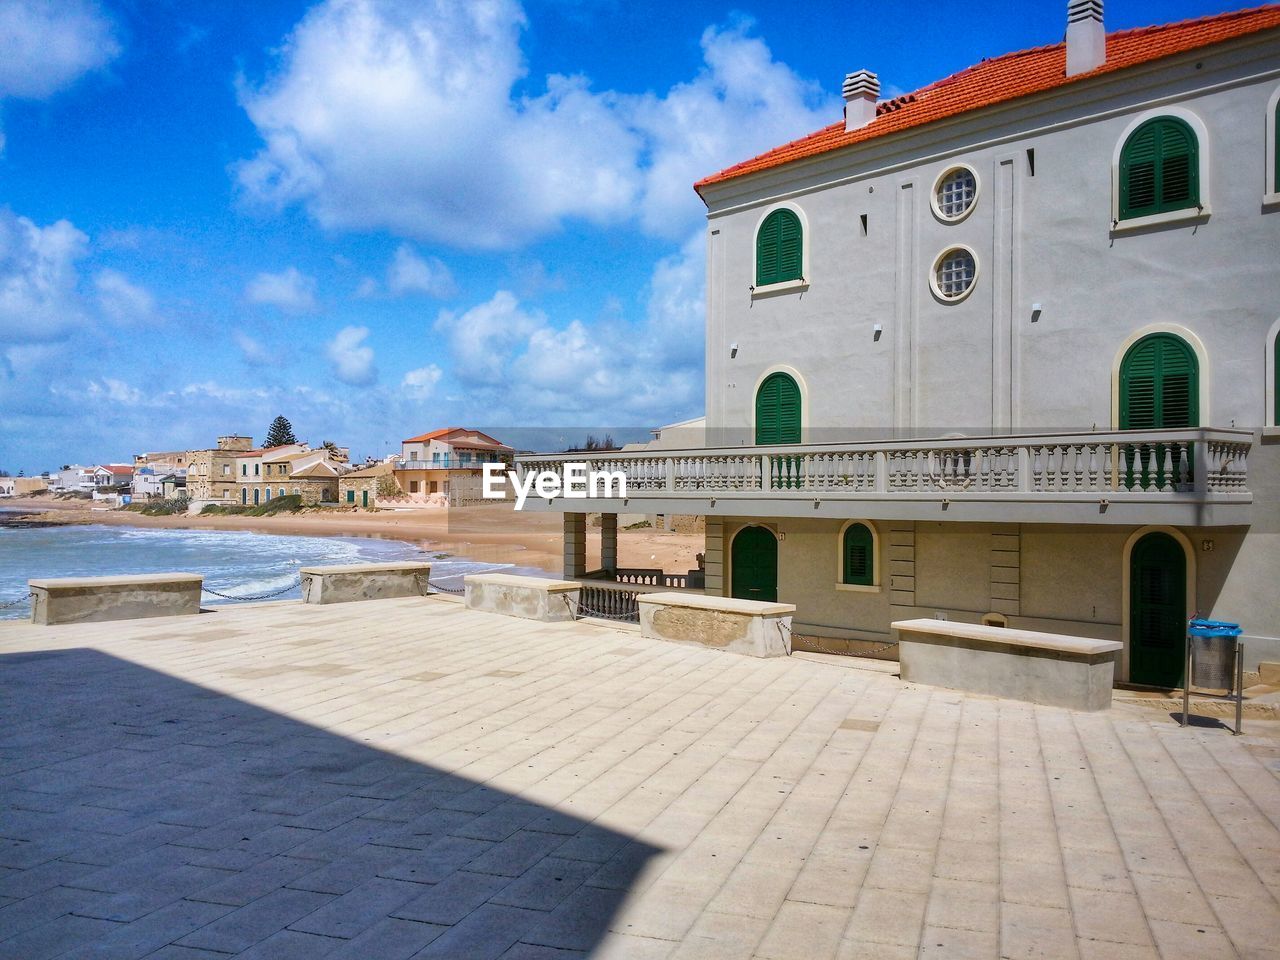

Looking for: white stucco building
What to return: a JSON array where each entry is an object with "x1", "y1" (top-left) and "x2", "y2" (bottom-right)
[{"x1": 518, "y1": 3, "x2": 1280, "y2": 684}]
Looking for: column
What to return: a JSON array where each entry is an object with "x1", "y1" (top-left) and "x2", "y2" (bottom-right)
[
  {"x1": 563, "y1": 513, "x2": 586, "y2": 579},
  {"x1": 600, "y1": 513, "x2": 618, "y2": 574}
]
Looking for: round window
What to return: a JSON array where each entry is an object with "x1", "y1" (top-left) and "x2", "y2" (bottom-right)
[
  {"x1": 931, "y1": 247, "x2": 978, "y2": 302},
  {"x1": 933, "y1": 166, "x2": 978, "y2": 221}
]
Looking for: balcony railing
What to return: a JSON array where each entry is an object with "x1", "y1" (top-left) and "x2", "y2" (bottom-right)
[
  {"x1": 515, "y1": 428, "x2": 1252, "y2": 523},
  {"x1": 397, "y1": 458, "x2": 507, "y2": 470}
]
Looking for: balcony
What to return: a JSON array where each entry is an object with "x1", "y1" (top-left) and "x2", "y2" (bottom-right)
[
  {"x1": 396, "y1": 458, "x2": 506, "y2": 471},
  {"x1": 515, "y1": 428, "x2": 1253, "y2": 526}
]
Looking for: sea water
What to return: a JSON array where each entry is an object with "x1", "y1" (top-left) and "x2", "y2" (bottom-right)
[{"x1": 0, "y1": 522, "x2": 532, "y2": 619}]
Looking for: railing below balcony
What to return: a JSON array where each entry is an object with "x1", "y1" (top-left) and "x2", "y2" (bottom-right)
[
  {"x1": 517, "y1": 428, "x2": 1252, "y2": 500},
  {"x1": 397, "y1": 458, "x2": 507, "y2": 470}
]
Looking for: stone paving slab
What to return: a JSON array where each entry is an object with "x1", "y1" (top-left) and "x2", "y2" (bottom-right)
[{"x1": 0, "y1": 597, "x2": 1278, "y2": 958}]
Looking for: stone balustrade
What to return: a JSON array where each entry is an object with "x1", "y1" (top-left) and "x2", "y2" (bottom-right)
[
  {"x1": 28, "y1": 573, "x2": 203, "y2": 625},
  {"x1": 300, "y1": 562, "x2": 431, "y2": 604},
  {"x1": 893, "y1": 618, "x2": 1122, "y2": 711}
]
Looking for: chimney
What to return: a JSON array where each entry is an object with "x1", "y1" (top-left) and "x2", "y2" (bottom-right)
[
  {"x1": 1065, "y1": 0, "x2": 1105, "y2": 76},
  {"x1": 842, "y1": 70, "x2": 879, "y2": 132}
]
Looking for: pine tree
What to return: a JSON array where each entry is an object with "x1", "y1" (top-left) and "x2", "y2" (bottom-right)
[{"x1": 265, "y1": 416, "x2": 298, "y2": 448}]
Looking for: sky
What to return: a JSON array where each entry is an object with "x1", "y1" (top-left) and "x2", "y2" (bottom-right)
[{"x1": 0, "y1": 0, "x2": 1248, "y2": 471}]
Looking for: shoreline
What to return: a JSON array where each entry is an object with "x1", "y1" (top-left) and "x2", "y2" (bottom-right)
[{"x1": 0, "y1": 498, "x2": 703, "y2": 578}]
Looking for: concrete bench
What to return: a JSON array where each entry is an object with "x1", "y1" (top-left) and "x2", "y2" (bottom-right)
[
  {"x1": 638, "y1": 593, "x2": 795, "y2": 658},
  {"x1": 465, "y1": 573, "x2": 580, "y2": 622},
  {"x1": 893, "y1": 618, "x2": 1122, "y2": 711},
  {"x1": 300, "y1": 562, "x2": 431, "y2": 604},
  {"x1": 29, "y1": 573, "x2": 203, "y2": 626}
]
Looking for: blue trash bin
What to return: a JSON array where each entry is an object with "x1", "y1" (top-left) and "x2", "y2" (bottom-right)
[{"x1": 1187, "y1": 618, "x2": 1242, "y2": 689}]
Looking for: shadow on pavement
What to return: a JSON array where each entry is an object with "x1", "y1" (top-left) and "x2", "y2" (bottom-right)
[{"x1": 0, "y1": 648, "x2": 659, "y2": 958}]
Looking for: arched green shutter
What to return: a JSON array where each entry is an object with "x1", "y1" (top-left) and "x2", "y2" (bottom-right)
[
  {"x1": 1119, "y1": 117, "x2": 1199, "y2": 220},
  {"x1": 1120, "y1": 334, "x2": 1198, "y2": 430},
  {"x1": 755, "y1": 373, "x2": 801, "y2": 444},
  {"x1": 842, "y1": 523, "x2": 874, "y2": 586},
  {"x1": 1274, "y1": 329, "x2": 1280, "y2": 426},
  {"x1": 756, "y1": 210, "x2": 803, "y2": 285}
]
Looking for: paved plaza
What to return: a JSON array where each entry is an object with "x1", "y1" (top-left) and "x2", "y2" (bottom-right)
[{"x1": 1, "y1": 597, "x2": 1278, "y2": 959}]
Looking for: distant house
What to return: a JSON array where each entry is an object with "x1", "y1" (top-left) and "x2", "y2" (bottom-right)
[
  {"x1": 187, "y1": 435, "x2": 253, "y2": 503},
  {"x1": 0, "y1": 478, "x2": 12, "y2": 497},
  {"x1": 159, "y1": 473, "x2": 187, "y2": 499},
  {"x1": 51, "y1": 466, "x2": 94, "y2": 494},
  {"x1": 92, "y1": 465, "x2": 133, "y2": 491},
  {"x1": 395, "y1": 427, "x2": 512, "y2": 499},
  {"x1": 132, "y1": 449, "x2": 189, "y2": 470},
  {"x1": 0, "y1": 477, "x2": 50, "y2": 498},
  {"x1": 237, "y1": 448, "x2": 341, "y2": 506},
  {"x1": 338, "y1": 462, "x2": 395, "y2": 509},
  {"x1": 133, "y1": 465, "x2": 186, "y2": 499}
]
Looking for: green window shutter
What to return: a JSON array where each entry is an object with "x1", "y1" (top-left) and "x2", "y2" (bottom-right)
[
  {"x1": 1275, "y1": 330, "x2": 1280, "y2": 426},
  {"x1": 1275, "y1": 99, "x2": 1280, "y2": 195},
  {"x1": 755, "y1": 210, "x2": 803, "y2": 285},
  {"x1": 1120, "y1": 334, "x2": 1199, "y2": 429},
  {"x1": 1119, "y1": 117, "x2": 1199, "y2": 220},
  {"x1": 842, "y1": 523, "x2": 874, "y2": 586},
  {"x1": 755, "y1": 373, "x2": 802, "y2": 444}
]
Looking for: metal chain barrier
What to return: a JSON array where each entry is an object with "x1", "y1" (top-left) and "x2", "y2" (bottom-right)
[
  {"x1": 0, "y1": 593, "x2": 33, "y2": 609},
  {"x1": 561, "y1": 594, "x2": 641, "y2": 624},
  {"x1": 201, "y1": 576, "x2": 302, "y2": 602},
  {"x1": 425, "y1": 574, "x2": 466, "y2": 595},
  {"x1": 779, "y1": 619, "x2": 899, "y2": 658}
]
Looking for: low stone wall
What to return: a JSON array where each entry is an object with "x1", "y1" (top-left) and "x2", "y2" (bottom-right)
[
  {"x1": 464, "y1": 573, "x2": 579, "y2": 622},
  {"x1": 300, "y1": 562, "x2": 431, "y2": 605},
  {"x1": 29, "y1": 573, "x2": 203, "y2": 626},
  {"x1": 637, "y1": 593, "x2": 795, "y2": 658},
  {"x1": 893, "y1": 618, "x2": 1122, "y2": 711}
]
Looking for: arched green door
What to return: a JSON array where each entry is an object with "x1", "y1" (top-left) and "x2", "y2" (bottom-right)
[
  {"x1": 1120, "y1": 334, "x2": 1197, "y2": 430},
  {"x1": 1129, "y1": 532, "x2": 1186, "y2": 688},
  {"x1": 756, "y1": 373, "x2": 801, "y2": 445},
  {"x1": 731, "y1": 526, "x2": 778, "y2": 603}
]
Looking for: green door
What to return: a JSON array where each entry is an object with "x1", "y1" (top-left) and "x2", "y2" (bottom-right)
[
  {"x1": 1129, "y1": 532, "x2": 1186, "y2": 688},
  {"x1": 253, "y1": 488, "x2": 260, "y2": 506},
  {"x1": 361, "y1": 490, "x2": 368, "y2": 508},
  {"x1": 731, "y1": 526, "x2": 778, "y2": 603},
  {"x1": 755, "y1": 373, "x2": 801, "y2": 445}
]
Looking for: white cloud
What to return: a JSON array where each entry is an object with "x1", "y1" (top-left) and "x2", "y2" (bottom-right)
[
  {"x1": 85, "y1": 377, "x2": 143, "y2": 405},
  {"x1": 0, "y1": 0, "x2": 119, "y2": 100},
  {"x1": 353, "y1": 276, "x2": 379, "y2": 299},
  {"x1": 0, "y1": 208, "x2": 90, "y2": 343},
  {"x1": 400, "y1": 364, "x2": 442, "y2": 398},
  {"x1": 245, "y1": 266, "x2": 317, "y2": 313},
  {"x1": 326, "y1": 325, "x2": 377, "y2": 385},
  {"x1": 234, "y1": 330, "x2": 271, "y2": 366},
  {"x1": 94, "y1": 269, "x2": 155, "y2": 324},
  {"x1": 433, "y1": 291, "x2": 540, "y2": 384},
  {"x1": 388, "y1": 245, "x2": 456, "y2": 298},
  {"x1": 236, "y1": 1, "x2": 834, "y2": 246}
]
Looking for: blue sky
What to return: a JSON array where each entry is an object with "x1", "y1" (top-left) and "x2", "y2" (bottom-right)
[{"x1": 0, "y1": 0, "x2": 1243, "y2": 471}]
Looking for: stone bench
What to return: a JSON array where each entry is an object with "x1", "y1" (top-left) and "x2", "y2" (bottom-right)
[
  {"x1": 300, "y1": 562, "x2": 431, "y2": 605},
  {"x1": 465, "y1": 573, "x2": 580, "y2": 622},
  {"x1": 893, "y1": 618, "x2": 1122, "y2": 711},
  {"x1": 29, "y1": 573, "x2": 203, "y2": 625},
  {"x1": 638, "y1": 593, "x2": 795, "y2": 658}
]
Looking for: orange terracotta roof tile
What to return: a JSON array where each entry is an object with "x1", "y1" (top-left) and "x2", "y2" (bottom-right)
[{"x1": 695, "y1": 4, "x2": 1280, "y2": 191}]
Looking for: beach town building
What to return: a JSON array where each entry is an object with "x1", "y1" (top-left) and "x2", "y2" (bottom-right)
[
  {"x1": 186, "y1": 436, "x2": 253, "y2": 503},
  {"x1": 517, "y1": 2, "x2": 1280, "y2": 684},
  {"x1": 395, "y1": 427, "x2": 514, "y2": 501},
  {"x1": 51, "y1": 466, "x2": 95, "y2": 495},
  {"x1": 131, "y1": 466, "x2": 187, "y2": 499},
  {"x1": 338, "y1": 462, "x2": 395, "y2": 509},
  {"x1": 0, "y1": 478, "x2": 12, "y2": 498},
  {"x1": 132, "y1": 450, "x2": 189, "y2": 470},
  {"x1": 237, "y1": 448, "x2": 343, "y2": 506},
  {"x1": 0, "y1": 476, "x2": 51, "y2": 498}
]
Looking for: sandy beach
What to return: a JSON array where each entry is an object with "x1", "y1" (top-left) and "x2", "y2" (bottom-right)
[{"x1": 0, "y1": 497, "x2": 703, "y2": 578}]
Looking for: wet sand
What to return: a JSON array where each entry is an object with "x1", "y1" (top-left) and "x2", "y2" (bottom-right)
[{"x1": 0, "y1": 498, "x2": 703, "y2": 577}]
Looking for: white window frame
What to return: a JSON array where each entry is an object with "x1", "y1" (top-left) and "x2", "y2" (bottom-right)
[
  {"x1": 1266, "y1": 84, "x2": 1280, "y2": 205},
  {"x1": 750, "y1": 201, "x2": 811, "y2": 298},
  {"x1": 1110, "y1": 106, "x2": 1211, "y2": 233},
  {"x1": 1266, "y1": 317, "x2": 1280, "y2": 435},
  {"x1": 929, "y1": 244, "x2": 980, "y2": 304},
  {"x1": 930, "y1": 163, "x2": 981, "y2": 224},
  {"x1": 834, "y1": 519, "x2": 882, "y2": 593}
]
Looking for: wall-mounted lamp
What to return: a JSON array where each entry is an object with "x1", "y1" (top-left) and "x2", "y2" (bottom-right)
[
  {"x1": 729, "y1": 343, "x2": 738, "y2": 359},
  {"x1": 872, "y1": 324, "x2": 883, "y2": 342},
  {"x1": 1030, "y1": 303, "x2": 1043, "y2": 323}
]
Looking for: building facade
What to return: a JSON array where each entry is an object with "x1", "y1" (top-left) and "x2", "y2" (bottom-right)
[
  {"x1": 518, "y1": 4, "x2": 1280, "y2": 683},
  {"x1": 187, "y1": 436, "x2": 253, "y2": 502},
  {"x1": 395, "y1": 427, "x2": 513, "y2": 500}
]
